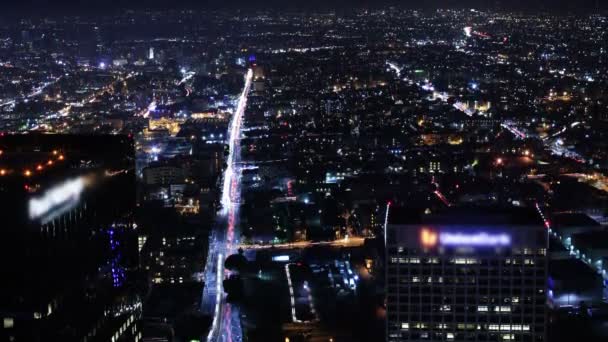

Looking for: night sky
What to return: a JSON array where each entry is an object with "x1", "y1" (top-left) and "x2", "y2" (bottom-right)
[{"x1": 2, "y1": 0, "x2": 606, "y2": 14}]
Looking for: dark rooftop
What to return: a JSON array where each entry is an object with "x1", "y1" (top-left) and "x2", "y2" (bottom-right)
[
  {"x1": 388, "y1": 205, "x2": 544, "y2": 226},
  {"x1": 571, "y1": 230, "x2": 608, "y2": 250},
  {"x1": 550, "y1": 259, "x2": 600, "y2": 283},
  {"x1": 552, "y1": 212, "x2": 601, "y2": 228}
]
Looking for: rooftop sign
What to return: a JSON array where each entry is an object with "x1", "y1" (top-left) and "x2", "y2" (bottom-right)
[
  {"x1": 421, "y1": 228, "x2": 511, "y2": 247},
  {"x1": 29, "y1": 176, "x2": 86, "y2": 223}
]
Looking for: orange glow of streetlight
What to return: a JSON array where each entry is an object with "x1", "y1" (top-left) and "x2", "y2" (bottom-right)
[{"x1": 24, "y1": 169, "x2": 32, "y2": 177}]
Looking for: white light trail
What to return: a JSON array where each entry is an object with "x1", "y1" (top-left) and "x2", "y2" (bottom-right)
[
  {"x1": 386, "y1": 61, "x2": 402, "y2": 76},
  {"x1": 464, "y1": 26, "x2": 473, "y2": 37},
  {"x1": 239, "y1": 237, "x2": 366, "y2": 250},
  {"x1": 1, "y1": 77, "x2": 61, "y2": 108},
  {"x1": 142, "y1": 101, "x2": 157, "y2": 119},
  {"x1": 285, "y1": 263, "x2": 318, "y2": 323},
  {"x1": 386, "y1": 61, "x2": 475, "y2": 117},
  {"x1": 206, "y1": 253, "x2": 223, "y2": 341},
  {"x1": 205, "y1": 69, "x2": 252, "y2": 342},
  {"x1": 501, "y1": 121, "x2": 527, "y2": 139},
  {"x1": 220, "y1": 69, "x2": 253, "y2": 216},
  {"x1": 285, "y1": 263, "x2": 299, "y2": 322},
  {"x1": 179, "y1": 71, "x2": 195, "y2": 85},
  {"x1": 384, "y1": 202, "x2": 391, "y2": 248}
]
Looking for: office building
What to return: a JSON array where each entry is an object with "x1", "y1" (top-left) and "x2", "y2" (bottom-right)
[
  {"x1": 386, "y1": 207, "x2": 548, "y2": 342},
  {"x1": 0, "y1": 135, "x2": 141, "y2": 342}
]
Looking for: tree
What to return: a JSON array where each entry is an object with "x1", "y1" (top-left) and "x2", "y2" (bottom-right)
[{"x1": 224, "y1": 253, "x2": 248, "y2": 273}]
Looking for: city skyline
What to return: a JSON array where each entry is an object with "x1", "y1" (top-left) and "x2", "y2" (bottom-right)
[
  {"x1": 1, "y1": 6, "x2": 607, "y2": 342},
  {"x1": 1, "y1": 0, "x2": 606, "y2": 14}
]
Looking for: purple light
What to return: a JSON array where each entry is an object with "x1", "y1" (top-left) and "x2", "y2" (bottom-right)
[
  {"x1": 439, "y1": 232, "x2": 511, "y2": 246},
  {"x1": 108, "y1": 228, "x2": 125, "y2": 288}
]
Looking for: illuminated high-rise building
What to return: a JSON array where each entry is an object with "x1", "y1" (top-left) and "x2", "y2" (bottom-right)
[
  {"x1": 252, "y1": 64, "x2": 265, "y2": 80},
  {"x1": 0, "y1": 135, "x2": 140, "y2": 342},
  {"x1": 386, "y1": 207, "x2": 548, "y2": 342},
  {"x1": 149, "y1": 47, "x2": 155, "y2": 60}
]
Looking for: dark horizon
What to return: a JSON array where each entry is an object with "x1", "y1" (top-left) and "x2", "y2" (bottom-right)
[{"x1": 1, "y1": 0, "x2": 606, "y2": 15}]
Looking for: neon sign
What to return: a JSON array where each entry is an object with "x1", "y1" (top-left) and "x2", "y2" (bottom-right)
[
  {"x1": 440, "y1": 232, "x2": 511, "y2": 246},
  {"x1": 420, "y1": 229, "x2": 511, "y2": 247}
]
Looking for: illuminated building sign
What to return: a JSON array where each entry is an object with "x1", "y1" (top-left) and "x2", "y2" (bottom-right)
[
  {"x1": 440, "y1": 232, "x2": 511, "y2": 246},
  {"x1": 29, "y1": 176, "x2": 86, "y2": 223},
  {"x1": 421, "y1": 229, "x2": 438, "y2": 247},
  {"x1": 272, "y1": 255, "x2": 290, "y2": 262},
  {"x1": 420, "y1": 229, "x2": 511, "y2": 247}
]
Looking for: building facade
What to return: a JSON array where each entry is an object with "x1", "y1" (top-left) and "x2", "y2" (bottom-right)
[
  {"x1": 0, "y1": 135, "x2": 141, "y2": 342},
  {"x1": 386, "y1": 208, "x2": 548, "y2": 342}
]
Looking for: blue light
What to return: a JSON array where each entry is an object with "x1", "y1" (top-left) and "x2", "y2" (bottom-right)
[
  {"x1": 108, "y1": 227, "x2": 125, "y2": 288},
  {"x1": 272, "y1": 255, "x2": 290, "y2": 262},
  {"x1": 439, "y1": 232, "x2": 511, "y2": 246}
]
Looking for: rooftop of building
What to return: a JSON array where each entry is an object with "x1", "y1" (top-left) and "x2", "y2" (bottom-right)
[
  {"x1": 571, "y1": 230, "x2": 608, "y2": 250},
  {"x1": 551, "y1": 212, "x2": 602, "y2": 228},
  {"x1": 388, "y1": 205, "x2": 544, "y2": 226},
  {"x1": 550, "y1": 258, "x2": 600, "y2": 285}
]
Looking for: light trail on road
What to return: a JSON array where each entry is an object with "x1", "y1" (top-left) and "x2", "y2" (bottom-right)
[
  {"x1": 285, "y1": 264, "x2": 319, "y2": 324},
  {"x1": 206, "y1": 253, "x2": 223, "y2": 341},
  {"x1": 387, "y1": 61, "x2": 475, "y2": 117},
  {"x1": 501, "y1": 121, "x2": 528, "y2": 139},
  {"x1": 203, "y1": 69, "x2": 252, "y2": 342},
  {"x1": 238, "y1": 236, "x2": 366, "y2": 250},
  {"x1": 1, "y1": 77, "x2": 62, "y2": 107},
  {"x1": 220, "y1": 69, "x2": 253, "y2": 216}
]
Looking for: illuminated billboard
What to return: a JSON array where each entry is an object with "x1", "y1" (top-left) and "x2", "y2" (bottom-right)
[
  {"x1": 420, "y1": 228, "x2": 511, "y2": 247},
  {"x1": 29, "y1": 176, "x2": 87, "y2": 223}
]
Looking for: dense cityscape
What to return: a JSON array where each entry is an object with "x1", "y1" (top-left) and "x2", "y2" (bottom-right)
[{"x1": 1, "y1": 4, "x2": 608, "y2": 342}]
